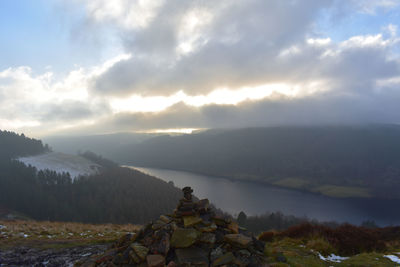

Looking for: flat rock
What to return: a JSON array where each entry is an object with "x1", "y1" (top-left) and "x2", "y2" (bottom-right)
[
  {"x1": 131, "y1": 243, "x2": 149, "y2": 261},
  {"x1": 224, "y1": 234, "x2": 252, "y2": 248},
  {"x1": 210, "y1": 246, "x2": 224, "y2": 262},
  {"x1": 213, "y1": 217, "x2": 228, "y2": 226},
  {"x1": 227, "y1": 222, "x2": 239, "y2": 234},
  {"x1": 146, "y1": 254, "x2": 165, "y2": 267},
  {"x1": 167, "y1": 261, "x2": 177, "y2": 267},
  {"x1": 198, "y1": 223, "x2": 217, "y2": 233},
  {"x1": 199, "y1": 233, "x2": 216, "y2": 244},
  {"x1": 170, "y1": 228, "x2": 200, "y2": 248},
  {"x1": 151, "y1": 232, "x2": 170, "y2": 255},
  {"x1": 212, "y1": 252, "x2": 235, "y2": 266},
  {"x1": 183, "y1": 215, "x2": 203, "y2": 227},
  {"x1": 175, "y1": 248, "x2": 209, "y2": 265},
  {"x1": 159, "y1": 215, "x2": 171, "y2": 223},
  {"x1": 197, "y1": 199, "x2": 210, "y2": 212}
]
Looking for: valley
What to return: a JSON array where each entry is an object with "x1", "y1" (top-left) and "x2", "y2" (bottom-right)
[
  {"x1": 2, "y1": 128, "x2": 400, "y2": 266},
  {"x1": 107, "y1": 126, "x2": 400, "y2": 200},
  {"x1": 130, "y1": 166, "x2": 400, "y2": 226}
]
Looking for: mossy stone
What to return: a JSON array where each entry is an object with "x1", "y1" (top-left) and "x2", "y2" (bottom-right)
[
  {"x1": 170, "y1": 228, "x2": 200, "y2": 248},
  {"x1": 183, "y1": 216, "x2": 203, "y2": 227}
]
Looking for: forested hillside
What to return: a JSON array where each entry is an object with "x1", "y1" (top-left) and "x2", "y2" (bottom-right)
[
  {"x1": 0, "y1": 163, "x2": 181, "y2": 223},
  {"x1": 0, "y1": 130, "x2": 182, "y2": 224},
  {"x1": 0, "y1": 130, "x2": 49, "y2": 159},
  {"x1": 114, "y1": 125, "x2": 400, "y2": 198}
]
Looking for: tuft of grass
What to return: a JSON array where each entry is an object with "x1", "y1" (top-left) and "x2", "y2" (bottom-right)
[
  {"x1": 306, "y1": 237, "x2": 336, "y2": 256},
  {"x1": 265, "y1": 238, "x2": 327, "y2": 266},
  {"x1": 277, "y1": 223, "x2": 390, "y2": 256}
]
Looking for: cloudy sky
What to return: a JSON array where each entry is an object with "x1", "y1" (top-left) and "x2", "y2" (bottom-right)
[{"x1": 0, "y1": 0, "x2": 399, "y2": 137}]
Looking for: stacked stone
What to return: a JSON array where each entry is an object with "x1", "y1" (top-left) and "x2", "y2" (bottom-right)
[
  {"x1": 175, "y1": 187, "x2": 198, "y2": 216},
  {"x1": 78, "y1": 187, "x2": 268, "y2": 267}
]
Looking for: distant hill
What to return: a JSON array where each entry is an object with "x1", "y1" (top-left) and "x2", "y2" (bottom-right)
[
  {"x1": 114, "y1": 125, "x2": 400, "y2": 199},
  {"x1": 0, "y1": 130, "x2": 182, "y2": 224},
  {"x1": 43, "y1": 132, "x2": 155, "y2": 159}
]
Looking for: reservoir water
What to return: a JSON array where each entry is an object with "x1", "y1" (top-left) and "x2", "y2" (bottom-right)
[{"x1": 127, "y1": 166, "x2": 400, "y2": 226}]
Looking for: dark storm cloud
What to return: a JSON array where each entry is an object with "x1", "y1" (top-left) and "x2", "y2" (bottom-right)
[{"x1": 61, "y1": 79, "x2": 400, "y2": 135}]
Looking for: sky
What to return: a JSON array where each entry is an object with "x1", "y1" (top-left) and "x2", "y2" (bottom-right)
[{"x1": 0, "y1": 0, "x2": 400, "y2": 137}]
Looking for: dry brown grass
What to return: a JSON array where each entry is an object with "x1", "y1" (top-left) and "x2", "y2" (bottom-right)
[
  {"x1": 275, "y1": 223, "x2": 400, "y2": 256},
  {"x1": 0, "y1": 220, "x2": 140, "y2": 247}
]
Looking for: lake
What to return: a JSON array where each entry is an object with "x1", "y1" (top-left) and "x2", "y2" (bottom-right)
[{"x1": 127, "y1": 166, "x2": 400, "y2": 226}]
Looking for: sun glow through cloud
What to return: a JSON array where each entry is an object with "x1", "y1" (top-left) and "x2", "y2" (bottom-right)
[
  {"x1": 139, "y1": 128, "x2": 200, "y2": 134},
  {"x1": 109, "y1": 83, "x2": 304, "y2": 113}
]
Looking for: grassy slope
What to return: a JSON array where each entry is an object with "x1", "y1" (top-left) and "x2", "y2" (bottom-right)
[
  {"x1": 265, "y1": 238, "x2": 399, "y2": 266},
  {"x1": 0, "y1": 220, "x2": 139, "y2": 249}
]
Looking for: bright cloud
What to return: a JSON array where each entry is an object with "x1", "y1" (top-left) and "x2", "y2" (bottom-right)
[
  {"x1": 84, "y1": 0, "x2": 165, "y2": 30},
  {"x1": 0, "y1": 54, "x2": 132, "y2": 135},
  {"x1": 354, "y1": 0, "x2": 400, "y2": 14}
]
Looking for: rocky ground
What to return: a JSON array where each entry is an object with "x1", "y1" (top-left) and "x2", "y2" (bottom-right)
[
  {"x1": 0, "y1": 243, "x2": 108, "y2": 267},
  {"x1": 0, "y1": 220, "x2": 139, "y2": 267}
]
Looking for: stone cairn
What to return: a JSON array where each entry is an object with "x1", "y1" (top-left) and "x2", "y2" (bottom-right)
[{"x1": 79, "y1": 187, "x2": 267, "y2": 267}]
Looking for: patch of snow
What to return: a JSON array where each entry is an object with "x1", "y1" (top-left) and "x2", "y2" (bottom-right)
[
  {"x1": 17, "y1": 152, "x2": 102, "y2": 180},
  {"x1": 68, "y1": 233, "x2": 73, "y2": 236},
  {"x1": 0, "y1": 225, "x2": 6, "y2": 230},
  {"x1": 384, "y1": 255, "x2": 400, "y2": 264},
  {"x1": 81, "y1": 252, "x2": 92, "y2": 257},
  {"x1": 18, "y1": 232, "x2": 29, "y2": 238},
  {"x1": 318, "y1": 253, "x2": 349, "y2": 263}
]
